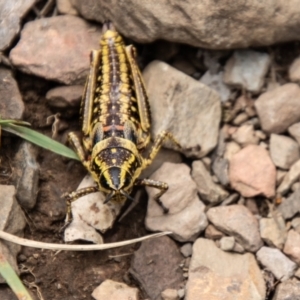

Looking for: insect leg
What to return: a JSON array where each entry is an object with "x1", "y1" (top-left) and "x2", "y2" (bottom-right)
[
  {"x1": 135, "y1": 178, "x2": 169, "y2": 213},
  {"x1": 68, "y1": 132, "x2": 90, "y2": 169}
]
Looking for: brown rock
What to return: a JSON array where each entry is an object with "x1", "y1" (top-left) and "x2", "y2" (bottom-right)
[
  {"x1": 10, "y1": 15, "x2": 102, "y2": 84},
  {"x1": 273, "y1": 280, "x2": 300, "y2": 300},
  {"x1": 283, "y1": 230, "x2": 300, "y2": 265},
  {"x1": 289, "y1": 56, "x2": 300, "y2": 83},
  {"x1": 229, "y1": 145, "x2": 276, "y2": 198},
  {"x1": 130, "y1": 236, "x2": 184, "y2": 300}
]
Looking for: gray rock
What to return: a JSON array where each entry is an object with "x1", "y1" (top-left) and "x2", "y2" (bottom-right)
[
  {"x1": 161, "y1": 289, "x2": 179, "y2": 300},
  {"x1": 200, "y1": 71, "x2": 231, "y2": 102},
  {"x1": 180, "y1": 243, "x2": 193, "y2": 258},
  {"x1": 291, "y1": 217, "x2": 300, "y2": 234},
  {"x1": 277, "y1": 188, "x2": 300, "y2": 219},
  {"x1": 277, "y1": 170, "x2": 287, "y2": 186},
  {"x1": 231, "y1": 124, "x2": 260, "y2": 147},
  {"x1": 223, "y1": 50, "x2": 271, "y2": 93},
  {"x1": 289, "y1": 56, "x2": 300, "y2": 83},
  {"x1": 130, "y1": 236, "x2": 184, "y2": 300},
  {"x1": 272, "y1": 280, "x2": 300, "y2": 300},
  {"x1": 0, "y1": 1, "x2": 35, "y2": 51},
  {"x1": 0, "y1": 185, "x2": 26, "y2": 283},
  {"x1": 92, "y1": 279, "x2": 139, "y2": 300},
  {"x1": 255, "y1": 83, "x2": 300, "y2": 134},
  {"x1": 288, "y1": 122, "x2": 300, "y2": 146},
  {"x1": 221, "y1": 193, "x2": 240, "y2": 206},
  {"x1": 143, "y1": 61, "x2": 221, "y2": 158},
  {"x1": 13, "y1": 141, "x2": 39, "y2": 209},
  {"x1": 0, "y1": 68, "x2": 24, "y2": 120},
  {"x1": 177, "y1": 288, "x2": 185, "y2": 299},
  {"x1": 207, "y1": 205, "x2": 263, "y2": 252},
  {"x1": 191, "y1": 160, "x2": 228, "y2": 204},
  {"x1": 10, "y1": 15, "x2": 102, "y2": 84},
  {"x1": 259, "y1": 215, "x2": 287, "y2": 249},
  {"x1": 72, "y1": 0, "x2": 300, "y2": 50},
  {"x1": 146, "y1": 163, "x2": 208, "y2": 242},
  {"x1": 277, "y1": 160, "x2": 300, "y2": 195},
  {"x1": 283, "y1": 230, "x2": 300, "y2": 265},
  {"x1": 212, "y1": 157, "x2": 229, "y2": 186},
  {"x1": 186, "y1": 238, "x2": 266, "y2": 300},
  {"x1": 256, "y1": 247, "x2": 297, "y2": 281},
  {"x1": 270, "y1": 134, "x2": 300, "y2": 169},
  {"x1": 220, "y1": 236, "x2": 235, "y2": 251}
]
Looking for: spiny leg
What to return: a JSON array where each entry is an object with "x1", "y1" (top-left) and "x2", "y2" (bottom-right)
[
  {"x1": 135, "y1": 178, "x2": 169, "y2": 213},
  {"x1": 144, "y1": 131, "x2": 181, "y2": 167}
]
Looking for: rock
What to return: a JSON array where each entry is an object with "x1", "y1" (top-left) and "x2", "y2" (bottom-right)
[
  {"x1": 233, "y1": 112, "x2": 249, "y2": 125},
  {"x1": 161, "y1": 289, "x2": 179, "y2": 300},
  {"x1": 295, "y1": 268, "x2": 300, "y2": 279},
  {"x1": 231, "y1": 124, "x2": 260, "y2": 147},
  {"x1": 220, "y1": 236, "x2": 235, "y2": 251},
  {"x1": 221, "y1": 193, "x2": 240, "y2": 206},
  {"x1": 46, "y1": 85, "x2": 83, "y2": 109},
  {"x1": 57, "y1": 0, "x2": 78, "y2": 15},
  {"x1": 191, "y1": 160, "x2": 228, "y2": 204},
  {"x1": 0, "y1": 1, "x2": 35, "y2": 51},
  {"x1": 10, "y1": 15, "x2": 102, "y2": 85},
  {"x1": 145, "y1": 163, "x2": 208, "y2": 242},
  {"x1": 292, "y1": 217, "x2": 300, "y2": 234},
  {"x1": 91, "y1": 279, "x2": 139, "y2": 300},
  {"x1": 289, "y1": 56, "x2": 300, "y2": 83},
  {"x1": 288, "y1": 122, "x2": 300, "y2": 146},
  {"x1": 64, "y1": 175, "x2": 126, "y2": 243},
  {"x1": 72, "y1": 0, "x2": 300, "y2": 50},
  {"x1": 259, "y1": 215, "x2": 287, "y2": 249},
  {"x1": 207, "y1": 205, "x2": 263, "y2": 252},
  {"x1": 204, "y1": 224, "x2": 224, "y2": 240},
  {"x1": 272, "y1": 280, "x2": 300, "y2": 300},
  {"x1": 185, "y1": 238, "x2": 266, "y2": 300},
  {"x1": 224, "y1": 141, "x2": 241, "y2": 161},
  {"x1": 200, "y1": 71, "x2": 231, "y2": 102},
  {"x1": 13, "y1": 141, "x2": 39, "y2": 209},
  {"x1": 292, "y1": 182, "x2": 300, "y2": 192},
  {"x1": 141, "y1": 148, "x2": 182, "y2": 178},
  {"x1": 229, "y1": 145, "x2": 276, "y2": 198},
  {"x1": 277, "y1": 160, "x2": 300, "y2": 195},
  {"x1": 130, "y1": 236, "x2": 184, "y2": 300},
  {"x1": 180, "y1": 243, "x2": 193, "y2": 258},
  {"x1": 0, "y1": 68, "x2": 24, "y2": 120},
  {"x1": 177, "y1": 289, "x2": 185, "y2": 299},
  {"x1": 255, "y1": 83, "x2": 300, "y2": 134},
  {"x1": 211, "y1": 157, "x2": 229, "y2": 186},
  {"x1": 256, "y1": 247, "x2": 297, "y2": 281},
  {"x1": 277, "y1": 170, "x2": 287, "y2": 186},
  {"x1": 270, "y1": 134, "x2": 300, "y2": 169},
  {"x1": 283, "y1": 230, "x2": 300, "y2": 265},
  {"x1": 233, "y1": 242, "x2": 245, "y2": 254},
  {"x1": 223, "y1": 50, "x2": 271, "y2": 93},
  {"x1": 143, "y1": 61, "x2": 221, "y2": 158},
  {"x1": 0, "y1": 185, "x2": 26, "y2": 283},
  {"x1": 277, "y1": 188, "x2": 300, "y2": 220}
]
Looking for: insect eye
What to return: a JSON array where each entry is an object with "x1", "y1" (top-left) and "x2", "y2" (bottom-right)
[
  {"x1": 99, "y1": 175, "x2": 110, "y2": 190},
  {"x1": 123, "y1": 172, "x2": 133, "y2": 189}
]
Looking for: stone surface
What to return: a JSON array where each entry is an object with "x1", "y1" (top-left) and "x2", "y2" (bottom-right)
[
  {"x1": 288, "y1": 122, "x2": 300, "y2": 146},
  {"x1": 270, "y1": 134, "x2": 300, "y2": 169},
  {"x1": 256, "y1": 247, "x2": 297, "y2": 281},
  {"x1": 0, "y1": 185, "x2": 26, "y2": 283},
  {"x1": 207, "y1": 205, "x2": 263, "y2": 252},
  {"x1": 10, "y1": 15, "x2": 102, "y2": 84},
  {"x1": 64, "y1": 175, "x2": 126, "y2": 243},
  {"x1": 0, "y1": 1, "x2": 35, "y2": 51},
  {"x1": 161, "y1": 289, "x2": 179, "y2": 300},
  {"x1": 72, "y1": 0, "x2": 300, "y2": 50},
  {"x1": 143, "y1": 61, "x2": 221, "y2": 158},
  {"x1": 229, "y1": 145, "x2": 276, "y2": 198},
  {"x1": 180, "y1": 243, "x2": 193, "y2": 258},
  {"x1": 220, "y1": 236, "x2": 235, "y2": 252},
  {"x1": 200, "y1": 71, "x2": 231, "y2": 102},
  {"x1": 0, "y1": 67, "x2": 24, "y2": 120},
  {"x1": 272, "y1": 280, "x2": 300, "y2": 300},
  {"x1": 92, "y1": 279, "x2": 139, "y2": 300},
  {"x1": 255, "y1": 83, "x2": 300, "y2": 134},
  {"x1": 57, "y1": 0, "x2": 78, "y2": 15},
  {"x1": 224, "y1": 141, "x2": 241, "y2": 161},
  {"x1": 277, "y1": 188, "x2": 300, "y2": 220},
  {"x1": 13, "y1": 142, "x2": 39, "y2": 210},
  {"x1": 192, "y1": 160, "x2": 228, "y2": 204},
  {"x1": 283, "y1": 230, "x2": 300, "y2": 265},
  {"x1": 231, "y1": 124, "x2": 260, "y2": 147},
  {"x1": 130, "y1": 236, "x2": 184, "y2": 300},
  {"x1": 146, "y1": 163, "x2": 208, "y2": 242},
  {"x1": 185, "y1": 238, "x2": 265, "y2": 300},
  {"x1": 223, "y1": 50, "x2": 271, "y2": 93},
  {"x1": 212, "y1": 157, "x2": 229, "y2": 186},
  {"x1": 289, "y1": 56, "x2": 300, "y2": 83},
  {"x1": 205, "y1": 224, "x2": 224, "y2": 240},
  {"x1": 259, "y1": 215, "x2": 287, "y2": 249},
  {"x1": 277, "y1": 160, "x2": 300, "y2": 195},
  {"x1": 292, "y1": 217, "x2": 300, "y2": 234}
]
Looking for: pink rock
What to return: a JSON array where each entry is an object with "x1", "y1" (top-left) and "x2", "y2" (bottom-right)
[{"x1": 229, "y1": 145, "x2": 276, "y2": 197}]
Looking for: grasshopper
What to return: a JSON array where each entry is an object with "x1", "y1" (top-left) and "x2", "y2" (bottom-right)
[{"x1": 65, "y1": 22, "x2": 179, "y2": 223}]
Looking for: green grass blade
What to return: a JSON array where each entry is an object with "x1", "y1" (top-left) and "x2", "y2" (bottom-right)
[
  {"x1": 1, "y1": 123, "x2": 79, "y2": 161},
  {"x1": 0, "y1": 251, "x2": 33, "y2": 300}
]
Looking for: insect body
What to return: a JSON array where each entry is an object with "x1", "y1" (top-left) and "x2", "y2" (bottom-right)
[{"x1": 65, "y1": 22, "x2": 179, "y2": 222}]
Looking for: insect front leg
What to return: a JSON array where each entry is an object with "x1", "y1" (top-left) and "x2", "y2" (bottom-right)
[{"x1": 135, "y1": 178, "x2": 169, "y2": 213}]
